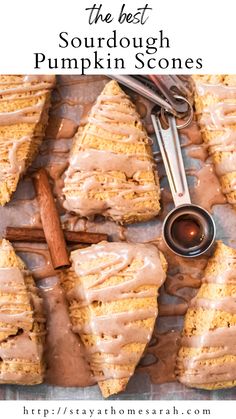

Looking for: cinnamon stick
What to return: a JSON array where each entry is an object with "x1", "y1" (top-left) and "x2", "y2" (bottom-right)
[
  {"x1": 4, "y1": 227, "x2": 108, "y2": 244},
  {"x1": 33, "y1": 168, "x2": 70, "y2": 270}
]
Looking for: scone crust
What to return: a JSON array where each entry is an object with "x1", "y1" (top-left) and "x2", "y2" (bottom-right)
[
  {"x1": 0, "y1": 75, "x2": 55, "y2": 206},
  {"x1": 0, "y1": 239, "x2": 46, "y2": 385},
  {"x1": 60, "y1": 241, "x2": 167, "y2": 397},
  {"x1": 177, "y1": 241, "x2": 236, "y2": 390},
  {"x1": 193, "y1": 75, "x2": 236, "y2": 208},
  {"x1": 63, "y1": 80, "x2": 161, "y2": 224}
]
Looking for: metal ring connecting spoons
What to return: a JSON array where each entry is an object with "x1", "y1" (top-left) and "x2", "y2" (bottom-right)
[
  {"x1": 151, "y1": 113, "x2": 216, "y2": 257},
  {"x1": 160, "y1": 95, "x2": 194, "y2": 129}
]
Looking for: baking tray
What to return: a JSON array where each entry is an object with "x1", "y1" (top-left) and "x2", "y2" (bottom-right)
[{"x1": 0, "y1": 75, "x2": 236, "y2": 400}]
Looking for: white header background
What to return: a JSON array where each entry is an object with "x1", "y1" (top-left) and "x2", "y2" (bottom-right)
[{"x1": 0, "y1": 0, "x2": 235, "y2": 73}]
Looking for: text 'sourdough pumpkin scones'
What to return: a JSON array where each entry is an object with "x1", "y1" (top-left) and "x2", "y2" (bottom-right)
[
  {"x1": 177, "y1": 241, "x2": 236, "y2": 390},
  {"x1": 0, "y1": 239, "x2": 45, "y2": 384},
  {"x1": 60, "y1": 241, "x2": 167, "y2": 397},
  {"x1": 0, "y1": 75, "x2": 55, "y2": 205},
  {"x1": 63, "y1": 80, "x2": 161, "y2": 224}
]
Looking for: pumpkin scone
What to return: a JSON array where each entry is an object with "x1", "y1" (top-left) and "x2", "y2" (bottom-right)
[
  {"x1": 176, "y1": 241, "x2": 236, "y2": 390},
  {"x1": 60, "y1": 241, "x2": 167, "y2": 397},
  {"x1": 63, "y1": 80, "x2": 161, "y2": 224},
  {"x1": 0, "y1": 239, "x2": 45, "y2": 384},
  {"x1": 0, "y1": 75, "x2": 55, "y2": 206},
  {"x1": 193, "y1": 75, "x2": 236, "y2": 208}
]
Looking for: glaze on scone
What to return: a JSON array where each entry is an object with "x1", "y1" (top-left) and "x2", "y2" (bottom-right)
[
  {"x1": 63, "y1": 80, "x2": 161, "y2": 224},
  {"x1": 193, "y1": 75, "x2": 236, "y2": 208},
  {"x1": 60, "y1": 241, "x2": 167, "y2": 397},
  {"x1": 176, "y1": 241, "x2": 236, "y2": 390},
  {"x1": 0, "y1": 75, "x2": 55, "y2": 205},
  {"x1": 0, "y1": 239, "x2": 45, "y2": 384}
]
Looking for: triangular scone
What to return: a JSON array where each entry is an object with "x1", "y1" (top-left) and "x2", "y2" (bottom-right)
[
  {"x1": 177, "y1": 241, "x2": 236, "y2": 390},
  {"x1": 63, "y1": 80, "x2": 161, "y2": 224},
  {"x1": 0, "y1": 239, "x2": 45, "y2": 384},
  {"x1": 60, "y1": 241, "x2": 167, "y2": 397},
  {"x1": 0, "y1": 75, "x2": 55, "y2": 206},
  {"x1": 193, "y1": 75, "x2": 236, "y2": 208}
]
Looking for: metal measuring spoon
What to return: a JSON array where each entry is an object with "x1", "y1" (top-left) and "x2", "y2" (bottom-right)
[{"x1": 151, "y1": 113, "x2": 216, "y2": 258}]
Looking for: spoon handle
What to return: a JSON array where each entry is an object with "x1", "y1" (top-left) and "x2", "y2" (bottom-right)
[{"x1": 151, "y1": 114, "x2": 191, "y2": 207}]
